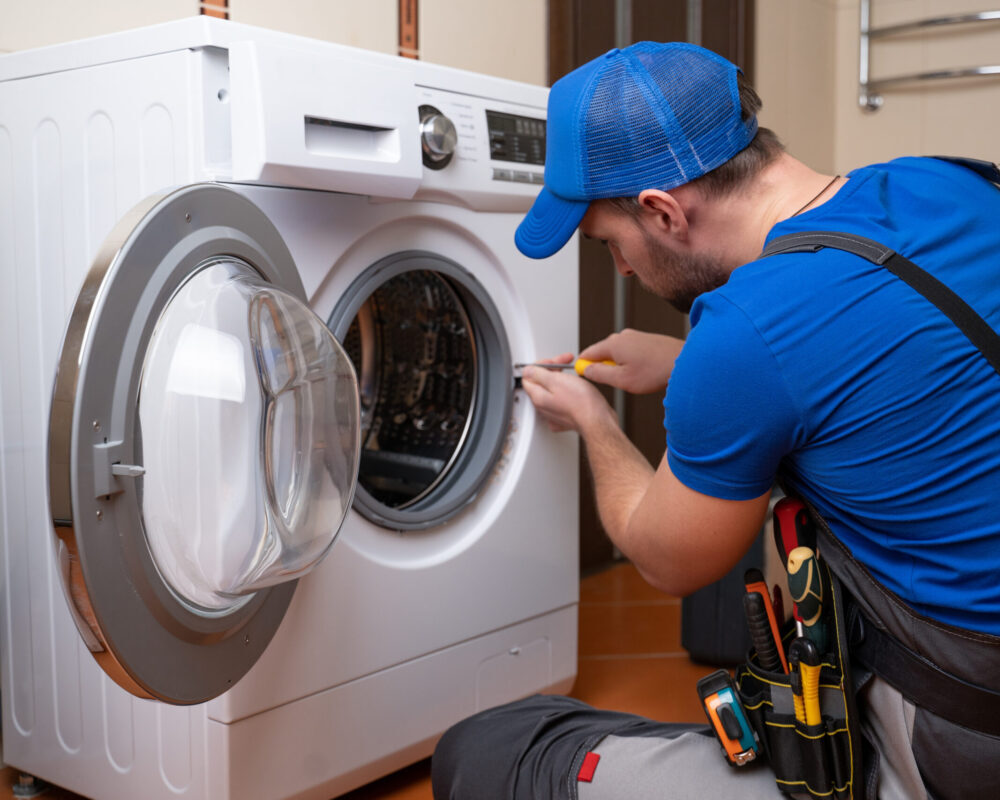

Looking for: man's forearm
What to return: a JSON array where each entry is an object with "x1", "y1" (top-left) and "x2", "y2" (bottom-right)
[{"x1": 578, "y1": 408, "x2": 656, "y2": 553}]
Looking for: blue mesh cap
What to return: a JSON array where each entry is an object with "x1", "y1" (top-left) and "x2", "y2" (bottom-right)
[{"x1": 515, "y1": 42, "x2": 758, "y2": 259}]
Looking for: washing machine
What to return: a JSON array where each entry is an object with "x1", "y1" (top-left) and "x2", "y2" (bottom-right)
[{"x1": 0, "y1": 18, "x2": 579, "y2": 800}]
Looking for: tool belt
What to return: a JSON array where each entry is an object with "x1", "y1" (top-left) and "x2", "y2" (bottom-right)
[
  {"x1": 729, "y1": 500, "x2": 1000, "y2": 800},
  {"x1": 733, "y1": 541, "x2": 862, "y2": 800}
]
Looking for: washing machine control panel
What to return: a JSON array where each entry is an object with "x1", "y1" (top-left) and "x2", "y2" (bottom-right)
[
  {"x1": 485, "y1": 110, "x2": 545, "y2": 167},
  {"x1": 415, "y1": 86, "x2": 546, "y2": 211}
]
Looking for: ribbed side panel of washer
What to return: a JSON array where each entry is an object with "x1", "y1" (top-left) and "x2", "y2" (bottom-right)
[{"x1": 0, "y1": 48, "x2": 214, "y2": 800}]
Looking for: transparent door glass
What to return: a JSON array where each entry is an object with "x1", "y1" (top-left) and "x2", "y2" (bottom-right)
[{"x1": 138, "y1": 260, "x2": 360, "y2": 612}]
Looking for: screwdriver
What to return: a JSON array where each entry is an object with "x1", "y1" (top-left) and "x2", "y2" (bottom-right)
[
  {"x1": 514, "y1": 358, "x2": 616, "y2": 376},
  {"x1": 787, "y1": 546, "x2": 827, "y2": 653},
  {"x1": 772, "y1": 497, "x2": 815, "y2": 565}
]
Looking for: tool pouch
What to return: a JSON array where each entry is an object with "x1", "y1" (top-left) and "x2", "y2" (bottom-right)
[{"x1": 734, "y1": 559, "x2": 864, "y2": 799}]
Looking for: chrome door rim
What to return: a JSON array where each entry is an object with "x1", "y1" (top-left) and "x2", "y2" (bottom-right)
[{"x1": 47, "y1": 183, "x2": 322, "y2": 704}]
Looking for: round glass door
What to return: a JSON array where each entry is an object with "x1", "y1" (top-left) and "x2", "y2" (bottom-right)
[
  {"x1": 139, "y1": 259, "x2": 358, "y2": 612},
  {"x1": 48, "y1": 185, "x2": 360, "y2": 704}
]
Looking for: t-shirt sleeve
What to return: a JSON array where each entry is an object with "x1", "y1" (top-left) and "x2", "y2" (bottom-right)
[{"x1": 665, "y1": 292, "x2": 806, "y2": 500}]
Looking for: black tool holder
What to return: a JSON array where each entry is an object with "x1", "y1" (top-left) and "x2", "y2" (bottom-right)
[{"x1": 734, "y1": 558, "x2": 863, "y2": 799}]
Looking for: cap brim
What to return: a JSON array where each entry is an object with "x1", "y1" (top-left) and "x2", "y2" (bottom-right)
[{"x1": 515, "y1": 187, "x2": 589, "y2": 259}]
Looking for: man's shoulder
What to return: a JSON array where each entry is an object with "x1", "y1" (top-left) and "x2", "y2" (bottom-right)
[{"x1": 696, "y1": 244, "x2": 868, "y2": 326}]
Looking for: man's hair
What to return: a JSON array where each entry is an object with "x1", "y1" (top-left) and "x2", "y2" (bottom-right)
[{"x1": 604, "y1": 72, "x2": 784, "y2": 216}]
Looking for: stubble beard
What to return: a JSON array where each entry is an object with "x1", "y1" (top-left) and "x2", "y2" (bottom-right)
[{"x1": 639, "y1": 230, "x2": 731, "y2": 314}]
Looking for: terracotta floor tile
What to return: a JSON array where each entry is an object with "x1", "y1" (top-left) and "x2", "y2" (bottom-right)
[
  {"x1": 337, "y1": 760, "x2": 433, "y2": 800},
  {"x1": 578, "y1": 599, "x2": 684, "y2": 656},
  {"x1": 579, "y1": 562, "x2": 678, "y2": 605},
  {"x1": 570, "y1": 654, "x2": 710, "y2": 724},
  {"x1": 0, "y1": 768, "x2": 83, "y2": 799}
]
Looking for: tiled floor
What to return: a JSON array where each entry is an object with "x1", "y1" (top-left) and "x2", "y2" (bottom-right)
[{"x1": 1, "y1": 561, "x2": 707, "y2": 800}]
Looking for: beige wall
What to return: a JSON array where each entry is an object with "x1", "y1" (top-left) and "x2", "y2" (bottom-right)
[
  {"x1": 755, "y1": 0, "x2": 838, "y2": 173},
  {"x1": 757, "y1": 0, "x2": 1000, "y2": 174},
  {"x1": 834, "y1": 0, "x2": 1000, "y2": 171},
  {"x1": 228, "y1": 0, "x2": 398, "y2": 54},
  {"x1": 0, "y1": 0, "x2": 547, "y2": 86},
  {"x1": 0, "y1": 0, "x2": 196, "y2": 52},
  {"x1": 420, "y1": 0, "x2": 547, "y2": 86}
]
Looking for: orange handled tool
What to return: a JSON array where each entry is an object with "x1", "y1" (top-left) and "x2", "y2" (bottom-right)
[{"x1": 744, "y1": 568, "x2": 789, "y2": 674}]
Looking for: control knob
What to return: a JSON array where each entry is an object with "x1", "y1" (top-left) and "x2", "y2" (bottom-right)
[{"x1": 419, "y1": 105, "x2": 457, "y2": 169}]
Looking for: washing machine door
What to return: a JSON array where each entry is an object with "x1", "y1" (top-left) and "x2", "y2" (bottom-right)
[{"x1": 48, "y1": 184, "x2": 361, "y2": 705}]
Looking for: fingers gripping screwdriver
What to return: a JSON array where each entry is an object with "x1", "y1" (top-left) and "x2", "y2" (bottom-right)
[{"x1": 514, "y1": 358, "x2": 616, "y2": 375}]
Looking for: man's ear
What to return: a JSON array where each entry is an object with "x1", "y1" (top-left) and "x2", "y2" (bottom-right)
[{"x1": 637, "y1": 189, "x2": 689, "y2": 240}]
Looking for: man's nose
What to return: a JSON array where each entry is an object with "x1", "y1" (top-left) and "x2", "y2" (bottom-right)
[{"x1": 613, "y1": 256, "x2": 633, "y2": 277}]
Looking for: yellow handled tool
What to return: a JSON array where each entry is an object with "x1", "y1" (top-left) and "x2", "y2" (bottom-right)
[
  {"x1": 514, "y1": 358, "x2": 616, "y2": 376},
  {"x1": 789, "y1": 638, "x2": 822, "y2": 726}
]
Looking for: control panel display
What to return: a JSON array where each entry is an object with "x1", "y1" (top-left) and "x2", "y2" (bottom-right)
[{"x1": 486, "y1": 110, "x2": 545, "y2": 165}]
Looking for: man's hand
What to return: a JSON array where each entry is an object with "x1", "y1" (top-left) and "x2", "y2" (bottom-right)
[
  {"x1": 521, "y1": 354, "x2": 618, "y2": 434},
  {"x1": 577, "y1": 329, "x2": 684, "y2": 394},
  {"x1": 520, "y1": 352, "x2": 770, "y2": 597}
]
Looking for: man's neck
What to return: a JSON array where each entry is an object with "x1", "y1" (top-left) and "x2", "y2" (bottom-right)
[{"x1": 685, "y1": 154, "x2": 844, "y2": 271}]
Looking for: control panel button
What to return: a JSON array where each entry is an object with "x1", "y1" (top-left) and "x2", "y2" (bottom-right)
[
  {"x1": 492, "y1": 168, "x2": 513, "y2": 181},
  {"x1": 419, "y1": 104, "x2": 458, "y2": 170}
]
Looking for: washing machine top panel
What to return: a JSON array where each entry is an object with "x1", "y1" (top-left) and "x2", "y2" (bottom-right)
[
  {"x1": 0, "y1": 19, "x2": 549, "y2": 210},
  {"x1": 0, "y1": 17, "x2": 547, "y2": 108},
  {"x1": 49, "y1": 183, "x2": 361, "y2": 705}
]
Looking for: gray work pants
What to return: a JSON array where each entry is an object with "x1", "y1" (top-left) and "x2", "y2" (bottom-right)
[{"x1": 431, "y1": 677, "x2": 934, "y2": 800}]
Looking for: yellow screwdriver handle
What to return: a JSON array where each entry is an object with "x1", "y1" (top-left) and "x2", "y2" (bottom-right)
[{"x1": 574, "y1": 358, "x2": 616, "y2": 376}]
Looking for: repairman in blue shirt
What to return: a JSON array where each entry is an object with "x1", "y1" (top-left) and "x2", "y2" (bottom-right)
[{"x1": 433, "y1": 42, "x2": 1000, "y2": 800}]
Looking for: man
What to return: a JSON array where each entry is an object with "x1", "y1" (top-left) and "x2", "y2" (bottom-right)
[{"x1": 432, "y1": 42, "x2": 1000, "y2": 799}]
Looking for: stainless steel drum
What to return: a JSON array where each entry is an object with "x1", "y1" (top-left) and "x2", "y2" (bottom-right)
[{"x1": 329, "y1": 252, "x2": 513, "y2": 530}]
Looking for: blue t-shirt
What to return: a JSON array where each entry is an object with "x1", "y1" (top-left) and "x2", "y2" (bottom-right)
[{"x1": 665, "y1": 157, "x2": 1000, "y2": 635}]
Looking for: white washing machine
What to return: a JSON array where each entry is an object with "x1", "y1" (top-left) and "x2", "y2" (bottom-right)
[{"x1": 0, "y1": 19, "x2": 579, "y2": 800}]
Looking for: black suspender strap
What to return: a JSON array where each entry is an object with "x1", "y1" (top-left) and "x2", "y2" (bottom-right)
[
  {"x1": 761, "y1": 231, "x2": 1000, "y2": 379},
  {"x1": 931, "y1": 155, "x2": 1000, "y2": 187}
]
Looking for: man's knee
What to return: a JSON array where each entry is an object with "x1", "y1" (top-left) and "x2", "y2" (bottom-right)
[
  {"x1": 432, "y1": 695, "x2": 582, "y2": 799},
  {"x1": 431, "y1": 712, "x2": 483, "y2": 799}
]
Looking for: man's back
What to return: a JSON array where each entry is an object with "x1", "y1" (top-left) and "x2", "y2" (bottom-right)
[{"x1": 666, "y1": 156, "x2": 1000, "y2": 634}]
